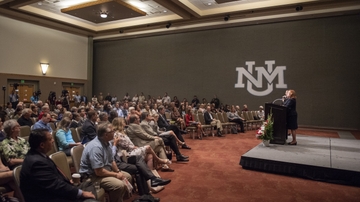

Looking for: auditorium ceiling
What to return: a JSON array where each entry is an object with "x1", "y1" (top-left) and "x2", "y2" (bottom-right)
[{"x1": 0, "y1": 0, "x2": 359, "y2": 40}]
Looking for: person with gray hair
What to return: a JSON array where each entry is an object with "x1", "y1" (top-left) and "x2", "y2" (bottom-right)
[
  {"x1": 80, "y1": 123, "x2": 132, "y2": 202},
  {"x1": 0, "y1": 119, "x2": 30, "y2": 169},
  {"x1": 17, "y1": 108, "x2": 33, "y2": 127},
  {"x1": 98, "y1": 112, "x2": 109, "y2": 125}
]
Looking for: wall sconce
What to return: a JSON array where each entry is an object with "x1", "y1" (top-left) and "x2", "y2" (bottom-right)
[{"x1": 40, "y1": 63, "x2": 49, "y2": 75}]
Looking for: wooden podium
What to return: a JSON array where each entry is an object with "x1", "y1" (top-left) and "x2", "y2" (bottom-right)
[{"x1": 265, "y1": 103, "x2": 287, "y2": 145}]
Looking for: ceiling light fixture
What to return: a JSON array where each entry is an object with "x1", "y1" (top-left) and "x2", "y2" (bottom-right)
[{"x1": 100, "y1": 11, "x2": 108, "y2": 18}]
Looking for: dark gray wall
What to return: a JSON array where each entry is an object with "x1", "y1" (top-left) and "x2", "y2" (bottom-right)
[{"x1": 94, "y1": 15, "x2": 360, "y2": 130}]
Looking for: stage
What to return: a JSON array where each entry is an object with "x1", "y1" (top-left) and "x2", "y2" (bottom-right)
[{"x1": 239, "y1": 135, "x2": 360, "y2": 187}]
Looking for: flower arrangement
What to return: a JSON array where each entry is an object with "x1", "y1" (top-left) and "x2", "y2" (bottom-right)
[{"x1": 256, "y1": 112, "x2": 274, "y2": 141}]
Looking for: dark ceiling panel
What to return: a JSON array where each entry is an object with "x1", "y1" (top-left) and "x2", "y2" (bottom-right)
[
  {"x1": 215, "y1": 0, "x2": 242, "y2": 4},
  {"x1": 61, "y1": 0, "x2": 146, "y2": 24}
]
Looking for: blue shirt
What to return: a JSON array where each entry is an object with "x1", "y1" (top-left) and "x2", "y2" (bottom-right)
[
  {"x1": 56, "y1": 129, "x2": 75, "y2": 151},
  {"x1": 79, "y1": 136, "x2": 113, "y2": 175},
  {"x1": 32, "y1": 120, "x2": 53, "y2": 133}
]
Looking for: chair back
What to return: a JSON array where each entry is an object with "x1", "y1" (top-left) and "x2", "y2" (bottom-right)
[
  {"x1": 70, "y1": 127, "x2": 80, "y2": 143},
  {"x1": 76, "y1": 126, "x2": 83, "y2": 140},
  {"x1": 13, "y1": 165, "x2": 25, "y2": 202},
  {"x1": 49, "y1": 151, "x2": 72, "y2": 180},
  {"x1": 246, "y1": 111, "x2": 255, "y2": 121},
  {"x1": 222, "y1": 112, "x2": 230, "y2": 122},
  {"x1": 211, "y1": 112, "x2": 218, "y2": 120},
  {"x1": 216, "y1": 112, "x2": 225, "y2": 123},
  {"x1": 49, "y1": 122, "x2": 56, "y2": 131},
  {"x1": 251, "y1": 111, "x2": 258, "y2": 120},
  {"x1": 198, "y1": 113, "x2": 206, "y2": 125},
  {"x1": 164, "y1": 112, "x2": 171, "y2": 121},
  {"x1": 19, "y1": 125, "x2": 31, "y2": 138},
  {"x1": 71, "y1": 145, "x2": 84, "y2": 173},
  {"x1": 192, "y1": 113, "x2": 199, "y2": 122}
]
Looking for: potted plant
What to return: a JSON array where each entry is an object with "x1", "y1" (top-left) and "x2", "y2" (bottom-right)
[{"x1": 256, "y1": 112, "x2": 274, "y2": 146}]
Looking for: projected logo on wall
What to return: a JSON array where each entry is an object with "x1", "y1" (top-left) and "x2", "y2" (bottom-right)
[{"x1": 235, "y1": 60, "x2": 287, "y2": 96}]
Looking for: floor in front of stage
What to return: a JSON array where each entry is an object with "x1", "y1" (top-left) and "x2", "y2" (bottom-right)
[{"x1": 240, "y1": 133, "x2": 360, "y2": 186}]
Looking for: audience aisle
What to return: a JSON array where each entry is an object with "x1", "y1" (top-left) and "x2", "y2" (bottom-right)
[{"x1": 133, "y1": 130, "x2": 360, "y2": 202}]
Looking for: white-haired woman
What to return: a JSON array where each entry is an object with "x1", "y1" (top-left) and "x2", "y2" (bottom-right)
[{"x1": 0, "y1": 119, "x2": 30, "y2": 169}]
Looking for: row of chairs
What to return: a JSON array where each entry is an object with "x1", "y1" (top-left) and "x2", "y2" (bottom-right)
[
  {"x1": 185, "y1": 112, "x2": 238, "y2": 139},
  {"x1": 238, "y1": 111, "x2": 263, "y2": 130}
]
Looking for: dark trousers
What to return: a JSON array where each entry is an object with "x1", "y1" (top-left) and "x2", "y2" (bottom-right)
[
  {"x1": 165, "y1": 125, "x2": 184, "y2": 142},
  {"x1": 161, "y1": 135, "x2": 181, "y2": 156},
  {"x1": 229, "y1": 119, "x2": 245, "y2": 132},
  {"x1": 115, "y1": 155, "x2": 154, "y2": 196},
  {"x1": 11, "y1": 101, "x2": 18, "y2": 109}
]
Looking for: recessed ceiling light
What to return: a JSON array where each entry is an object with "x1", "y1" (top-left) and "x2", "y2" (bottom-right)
[
  {"x1": 208, "y1": 3, "x2": 212, "y2": 6},
  {"x1": 100, "y1": 12, "x2": 108, "y2": 18},
  {"x1": 163, "y1": 10, "x2": 167, "y2": 13}
]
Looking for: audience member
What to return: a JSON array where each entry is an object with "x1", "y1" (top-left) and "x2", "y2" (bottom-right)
[
  {"x1": 157, "y1": 106, "x2": 191, "y2": 149},
  {"x1": 70, "y1": 112, "x2": 82, "y2": 128},
  {"x1": 191, "y1": 95, "x2": 200, "y2": 108},
  {"x1": 20, "y1": 129, "x2": 96, "y2": 202},
  {"x1": 80, "y1": 123, "x2": 132, "y2": 202},
  {"x1": 257, "y1": 106, "x2": 265, "y2": 120},
  {"x1": 0, "y1": 120, "x2": 30, "y2": 169},
  {"x1": 185, "y1": 109, "x2": 206, "y2": 139},
  {"x1": 227, "y1": 107, "x2": 245, "y2": 133},
  {"x1": 162, "y1": 93, "x2": 171, "y2": 104},
  {"x1": 56, "y1": 117, "x2": 81, "y2": 156},
  {"x1": 242, "y1": 104, "x2": 249, "y2": 111},
  {"x1": 80, "y1": 110, "x2": 98, "y2": 144},
  {"x1": 204, "y1": 106, "x2": 224, "y2": 137},
  {"x1": 141, "y1": 112, "x2": 189, "y2": 162},
  {"x1": 17, "y1": 108, "x2": 33, "y2": 127},
  {"x1": 32, "y1": 113, "x2": 53, "y2": 133}
]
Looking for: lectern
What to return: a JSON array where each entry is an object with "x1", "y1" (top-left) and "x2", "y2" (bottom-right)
[{"x1": 265, "y1": 103, "x2": 287, "y2": 144}]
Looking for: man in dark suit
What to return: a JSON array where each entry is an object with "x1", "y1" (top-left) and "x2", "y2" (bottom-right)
[
  {"x1": 204, "y1": 106, "x2": 224, "y2": 137},
  {"x1": 20, "y1": 129, "x2": 96, "y2": 202},
  {"x1": 157, "y1": 105, "x2": 191, "y2": 149},
  {"x1": 81, "y1": 110, "x2": 98, "y2": 144},
  {"x1": 81, "y1": 95, "x2": 88, "y2": 104}
]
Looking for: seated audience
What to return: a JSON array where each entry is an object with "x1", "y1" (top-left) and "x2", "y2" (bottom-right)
[
  {"x1": 56, "y1": 117, "x2": 81, "y2": 156},
  {"x1": 20, "y1": 129, "x2": 96, "y2": 202},
  {"x1": 157, "y1": 106, "x2": 191, "y2": 149},
  {"x1": 0, "y1": 152, "x2": 20, "y2": 199},
  {"x1": 112, "y1": 117, "x2": 171, "y2": 169},
  {"x1": 80, "y1": 110, "x2": 98, "y2": 144},
  {"x1": 70, "y1": 113, "x2": 82, "y2": 128},
  {"x1": 32, "y1": 113, "x2": 53, "y2": 133},
  {"x1": 17, "y1": 108, "x2": 33, "y2": 127},
  {"x1": 204, "y1": 106, "x2": 224, "y2": 137},
  {"x1": 171, "y1": 107, "x2": 186, "y2": 130},
  {"x1": 257, "y1": 106, "x2": 265, "y2": 120},
  {"x1": 242, "y1": 104, "x2": 249, "y2": 111},
  {"x1": 185, "y1": 109, "x2": 206, "y2": 139},
  {"x1": 80, "y1": 123, "x2": 132, "y2": 202},
  {"x1": 30, "y1": 104, "x2": 39, "y2": 118},
  {"x1": 141, "y1": 112, "x2": 189, "y2": 163},
  {"x1": 98, "y1": 112, "x2": 109, "y2": 125},
  {"x1": 0, "y1": 120, "x2": 30, "y2": 169},
  {"x1": 227, "y1": 107, "x2": 245, "y2": 133}
]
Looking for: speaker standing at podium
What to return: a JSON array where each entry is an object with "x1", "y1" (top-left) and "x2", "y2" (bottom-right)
[{"x1": 283, "y1": 90, "x2": 298, "y2": 145}]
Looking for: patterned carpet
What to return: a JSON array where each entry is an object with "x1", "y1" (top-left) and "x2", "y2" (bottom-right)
[{"x1": 127, "y1": 129, "x2": 360, "y2": 202}]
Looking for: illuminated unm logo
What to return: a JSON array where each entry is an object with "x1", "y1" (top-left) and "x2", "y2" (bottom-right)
[{"x1": 235, "y1": 60, "x2": 287, "y2": 96}]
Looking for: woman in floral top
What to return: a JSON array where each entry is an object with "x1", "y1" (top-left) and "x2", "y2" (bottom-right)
[
  {"x1": 111, "y1": 117, "x2": 170, "y2": 170},
  {"x1": 0, "y1": 119, "x2": 30, "y2": 169}
]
